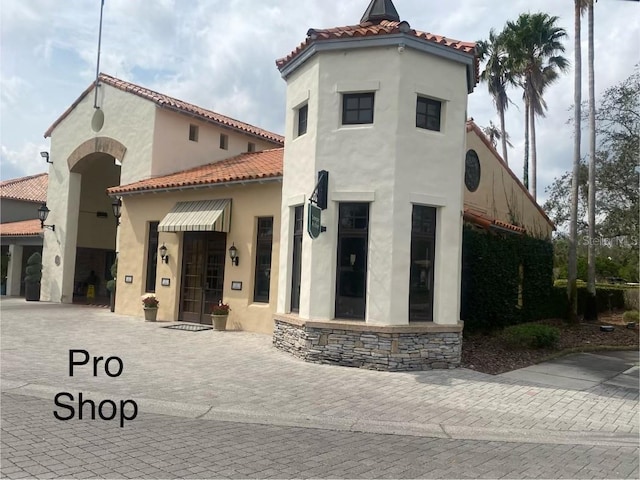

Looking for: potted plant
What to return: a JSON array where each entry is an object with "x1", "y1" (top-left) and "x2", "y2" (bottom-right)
[
  {"x1": 141, "y1": 294, "x2": 159, "y2": 322},
  {"x1": 211, "y1": 301, "x2": 231, "y2": 331},
  {"x1": 106, "y1": 259, "x2": 117, "y2": 312},
  {"x1": 24, "y1": 252, "x2": 43, "y2": 301}
]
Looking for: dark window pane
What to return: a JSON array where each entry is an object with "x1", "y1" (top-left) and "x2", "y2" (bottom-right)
[
  {"x1": 417, "y1": 100, "x2": 427, "y2": 114},
  {"x1": 416, "y1": 97, "x2": 442, "y2": 132},
  {"x1": 343, "y1": 93, "x2": 375, "y2": 125},
  {"x1": 346, "y1": 97, "x2": 360, "y2": 110},
  {"x1": 254, "y1": 217, "x2": 273, "y2": 303},
  {"x1": 345, "y1": 110, "x2": 359, "y2": 124},
  {"x1": 409, "y1": 205, "x2": 437, "y2": 322},
  {"x1": 145, "y1": 222, "x2": 159, "y2": 292},
  {"x1": 298, "y1": 105, "x2": 308, "y2": 136}
]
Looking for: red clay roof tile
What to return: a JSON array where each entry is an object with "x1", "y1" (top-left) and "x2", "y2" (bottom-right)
[
  {"x1": 0, "y1": 219, "x2": 42, "y2": 237},
  {"x1": 108, "y1": 148, "x2": 284, "y2": 195},
  {"x1": 44, "y1": 74, "x2": 284, "y2": 145},
  {"x1": 277, "y1": 20, "x2": 478, "y2": 82},
  {"x1": 0, "y1": 173, "x2": 48, "y2": 203}
]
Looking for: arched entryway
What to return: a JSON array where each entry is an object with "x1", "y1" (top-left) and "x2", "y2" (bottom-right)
[{"x1": 66, "y1": 137, "x2": 125, "y2": 304}]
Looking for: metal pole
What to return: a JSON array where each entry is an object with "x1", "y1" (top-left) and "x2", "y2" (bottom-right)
[{"x1": 93, "y1": 0, "x2": 105, "y2": 109}]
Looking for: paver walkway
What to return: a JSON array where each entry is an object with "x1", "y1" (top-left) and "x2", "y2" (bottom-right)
[{"x1": 1, "y1": 299, "x2": 638, "y2": 447}]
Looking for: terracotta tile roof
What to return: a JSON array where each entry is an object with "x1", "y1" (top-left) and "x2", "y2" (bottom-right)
[
  {"x1": 463, "y1": 209, "x2": 525, "y2": 235},
  {"x1": 44, "y1": 74, "x2": 284, "y2": 145},
  {"x1": 466, "y1": 119, "x2": 554, "y2": 229},
  {"x1": 108, "y1": 148, "x2": 284, "y2": 195},
  {"x1": 0, "y1": 219, "x2": 42, "y2": 237},
  {"x1": 0, "y1": 173, "x2": 48, "y2": 203},
  {"x1": 277, "y1": 20, "x2": 478, "y2": 81}
]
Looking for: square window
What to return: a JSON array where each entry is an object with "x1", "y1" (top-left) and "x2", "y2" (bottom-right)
[
  {"x1": 416, "y1": 97, "x2": 442, "y2": 132},
  {"x1": 297, "y1": 104, "x2": 308, "y2": 137},
  {"x1": 189, "y1": 124, "x2": 199, "y2": 142},
  {"x1": 342, "y1": 93, "x2": 375, "y2": 125},
  {"x1": 248, "y1": 142, "x2": 256, "y2": 153},
  {"x1": 219, "y1": 134, "x2": 228, "y2": 150}
]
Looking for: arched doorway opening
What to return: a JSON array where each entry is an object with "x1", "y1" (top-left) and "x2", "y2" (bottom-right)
[{"x1": 67, "y1": 140, "x2": 124, "y2": 304}]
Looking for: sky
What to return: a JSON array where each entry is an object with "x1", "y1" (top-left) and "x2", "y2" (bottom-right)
[{"x1": 1, "y1": 0, "x2": 638, "y2": 205}]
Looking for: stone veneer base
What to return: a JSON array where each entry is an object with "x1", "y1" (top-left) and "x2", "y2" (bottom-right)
[{"x1": 273, "y1": 314, "x2": 463, "y2": 371}]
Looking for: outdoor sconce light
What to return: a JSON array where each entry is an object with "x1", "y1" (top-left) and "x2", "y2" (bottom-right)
[
  {"x1": 228, "y1": 243, "x2": 239, "y2": 266},
  {"x1": 111, "y1": 197, "x2": 122, "y2": 225},
  {"x1": 37, "y1": 204, "x2": 55, "y2": 231},
  {"x1": 40, "y1": 151, "x2": 52, "y2": 164},
  {"x1": 159, "y1": 243, "x2": 169, "y2": 264}
]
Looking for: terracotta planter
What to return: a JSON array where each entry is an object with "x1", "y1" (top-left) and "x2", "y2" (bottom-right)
[
  {"x1": 211, "y1": 314, "x2": 228, "y2": 331},
  {"x1": 144, "y1": 307, "x2": 158, "y2": 322}
]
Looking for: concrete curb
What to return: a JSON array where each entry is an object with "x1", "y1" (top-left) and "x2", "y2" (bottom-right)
[{"x1": 3, "y1": 379, "x2": 637, "y2": 448}]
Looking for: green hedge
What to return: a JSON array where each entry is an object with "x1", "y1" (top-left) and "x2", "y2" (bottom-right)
[
  {"x1": 461, "y1": 227, "x2": 555, "y2": 333},
  {"x1": 502, "y1": 323, "x2": 560, "y2": 349}
]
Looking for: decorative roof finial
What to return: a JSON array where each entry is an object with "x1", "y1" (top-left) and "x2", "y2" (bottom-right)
[{"x1": 360, "y1": 0, "x2": 401, "y2": 24}]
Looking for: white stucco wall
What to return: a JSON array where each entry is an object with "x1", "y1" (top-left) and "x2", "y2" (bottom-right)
[
  {"x1": 151, "y1": 109, "x2": 280, "y2": 177},
  {"x1": 42, "y1": 84, "x2": 156, "y2": 302},
  {"x1": 278, "y1": 45, "x2": 469, "y2": 326}
]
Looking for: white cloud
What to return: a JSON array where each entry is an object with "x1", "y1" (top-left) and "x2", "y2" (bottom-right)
[
  {"x1": 0, "y1": 142, "x2": 49, "y2": 180},
  {"x1": 0, "y1": 0, "x2": 638, "y2": 200}
]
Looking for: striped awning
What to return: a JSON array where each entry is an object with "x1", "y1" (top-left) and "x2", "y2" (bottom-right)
[{"x1": 158, "y1": 199, "x2": 231, "y2": 232}]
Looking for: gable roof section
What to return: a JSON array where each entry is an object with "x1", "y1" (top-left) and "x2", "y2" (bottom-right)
[
  {"x1": 0, "y1": 173, "x2": 48, "y2": 203},
  {"x1": 465, "y1": 120, "x2": 554, "y2": 229},
  {"x1": 277, "y1": 20, "x2": 478, "y2": 85},
  {"x1": 0, "y1": 219, "x2": 42, "y2": 237},
  {"x1": 108, "y1": 148, "x2": 284, "y2": 195},
  {"x1": 44, "y1": 74, "x2": 284, "y2": 145}
]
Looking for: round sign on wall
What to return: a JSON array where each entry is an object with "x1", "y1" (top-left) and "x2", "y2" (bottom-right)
[{"x1": 465, "y1": 149, "x2": 481, "y2": 192}]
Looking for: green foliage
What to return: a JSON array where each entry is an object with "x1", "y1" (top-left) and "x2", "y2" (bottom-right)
[
  {"x1": 0, "y1": 253, "x2": 8, "y2": 285},
  {"x1": 24, "y1": 252, "x2": 42, "y2": 284},
  {"x1": 623, "y1": 310, "x2": 639, "y2": 322},
  {"x1": 549, "y1": 284, "x2": 632, "y2": 314},
  {"x1": 544, "y1": 68, "x2": 640, "y2": 241},
  {"x1": 461, "y1": 227, "x2": 555, "y2": 333},
  {"x1": 501, "y1": 323, "x2": 560, "y2": 349},
  {"x1": 106, "y1": 258, "x2": 118, "y2": 293}
]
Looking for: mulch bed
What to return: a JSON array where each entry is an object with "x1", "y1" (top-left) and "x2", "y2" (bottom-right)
[{"x1": 461, "y1": 313, "x2": 639, "y2": 375}]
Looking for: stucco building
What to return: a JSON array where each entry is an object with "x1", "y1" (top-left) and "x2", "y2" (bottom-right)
[
  {"x1": 0, "y1": 173, "x2": 48, "y2": 296},
  {"x1": 30, "y1": 0, "x2": 552, "y2": 370}
]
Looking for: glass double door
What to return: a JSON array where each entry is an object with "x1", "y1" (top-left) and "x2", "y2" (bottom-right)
[{"x1": 179, "y1": 232, "x2": 226, "y2": 324}]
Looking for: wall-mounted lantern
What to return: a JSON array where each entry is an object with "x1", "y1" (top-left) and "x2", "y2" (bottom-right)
[
  {"x1": 159, "y1": 243, "x2": 169, "y2": 264},
  {"x1": 228, "y1": 243, "x2": 239, "y2": 266},
  {"x1": 40, "y1": 151, "x2": 53, "y2": 164},
  {"x1": 111, "y1": 197, "x2": 122, "y2": 226},
  {"x1": 37, "y1": 204, "x2": 55, "y2": 231}
]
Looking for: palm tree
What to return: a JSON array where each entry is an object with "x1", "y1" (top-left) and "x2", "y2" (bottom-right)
[
  {"x1": 477, "y1": 29, "x2": 514, "y2": 164},
  {"x1": 569, "y1": 1, "x2": 589, "y2": 324},
  {"x1": 483, "y1": 121, "x2": 514, "y2": 150},
  {"x1": 503, "y1": 13, "x2": 569, "y2": 200},
  {"x1": 585, "y1": 0, "x2": 598, "y2": 321}
]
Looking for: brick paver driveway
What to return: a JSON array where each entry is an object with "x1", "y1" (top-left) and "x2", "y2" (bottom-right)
[{"x1": 1, "y1": 299, "x2": 638, "y2": 478}]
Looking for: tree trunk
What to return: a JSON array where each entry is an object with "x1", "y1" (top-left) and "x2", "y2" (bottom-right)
[
  {"x1": 585, "y1": 0, "x2": 598, "y2": 321},
  {"x1": 499, "y1": 107, "x2": 508, "y2": 165},
  {"x1": 530, "y1": 100, "x2": 538, "y2": 200},
  {"x1": 568, "y1": 0, "x2": 582, "y2": 324},
  {"x1": 523, "y1": 100, "x2": 530, "y2": 189}
]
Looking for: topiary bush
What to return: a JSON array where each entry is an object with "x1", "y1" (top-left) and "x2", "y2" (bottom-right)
[
  {"x1": 24, "y1": 252, "x2": 42, "y2": 284},
  {"x1": 501, "y1": 323, "x2": 560, "y2": 349}
]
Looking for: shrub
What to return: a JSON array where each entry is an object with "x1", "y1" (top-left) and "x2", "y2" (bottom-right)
[
  {"x1": 24, "y1": 252, "x2": 43, "y2": 284},
  {"x1": 501, "y1": 323, "x2": 560, "y2": 349},
  {"x1": 106, "y1": 259, "x2": 117, "y2": 293},
  {"x1": 623, "y1": 310, "x2": 639, "y2": 322}
]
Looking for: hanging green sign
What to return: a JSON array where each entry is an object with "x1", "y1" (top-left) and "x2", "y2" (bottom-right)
[{"x1": 307, "y1": 203, "x2": 322, "y2": 239}]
